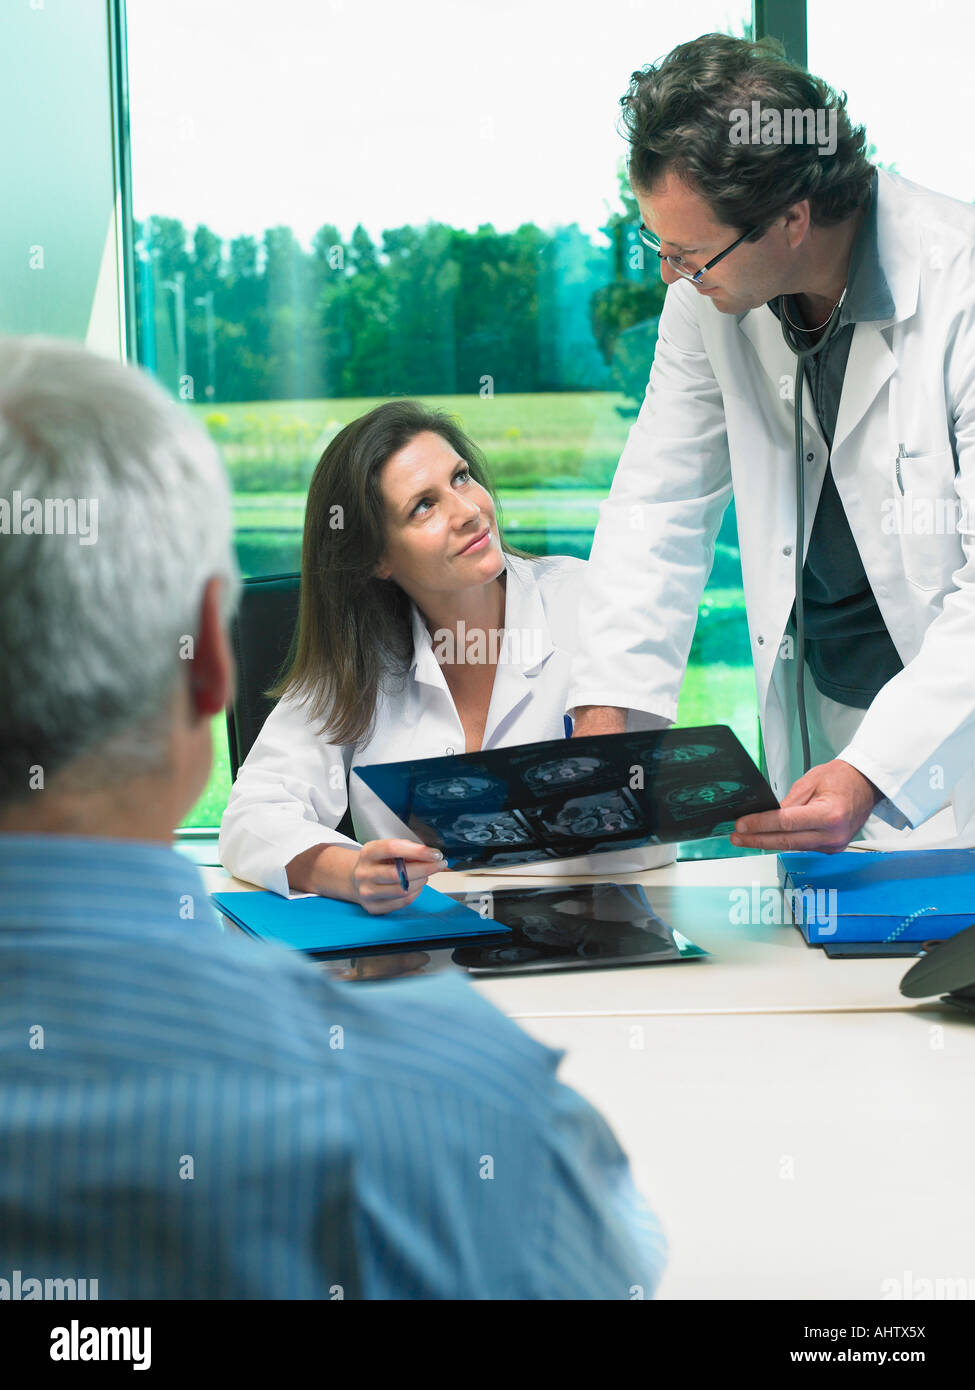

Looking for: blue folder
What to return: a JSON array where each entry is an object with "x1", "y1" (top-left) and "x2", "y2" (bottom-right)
[
  {"x1": 211, "y1": 883, "x2": 509, "y2": 954},
  {"x1": 777, "y1": 849, "x2": 975, "y2": 944}
]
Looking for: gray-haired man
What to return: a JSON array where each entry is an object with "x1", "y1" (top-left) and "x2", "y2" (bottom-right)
[{"x1": 0, "y1": 335, "x2": 665, "y2": 1299}]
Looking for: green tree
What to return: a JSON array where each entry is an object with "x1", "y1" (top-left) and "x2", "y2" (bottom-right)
[{"x1": 590, "y1": 166, "x2": 665, "y2": 404}]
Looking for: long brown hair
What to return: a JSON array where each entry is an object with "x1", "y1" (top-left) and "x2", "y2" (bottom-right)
[{"x1": 269, "y1": 400, "x2": 536, "y2": 748}]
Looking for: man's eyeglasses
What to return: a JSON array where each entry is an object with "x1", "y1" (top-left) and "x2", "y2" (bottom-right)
[{"x1": 637, "y1": 222, "x2": 763, "y2": 284}]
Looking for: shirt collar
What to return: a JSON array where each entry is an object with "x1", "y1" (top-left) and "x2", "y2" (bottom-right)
[
  {"x1": 408, "y1": 554, "x2": 556, "y2": 690},
  {"x1": 838, "y1": 167, "x2": 895, "y2": 325}
]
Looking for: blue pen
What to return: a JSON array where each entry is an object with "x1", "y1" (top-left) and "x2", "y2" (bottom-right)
[{"x1": 395, "y1": 857, "x2": 409, "y2": 892}]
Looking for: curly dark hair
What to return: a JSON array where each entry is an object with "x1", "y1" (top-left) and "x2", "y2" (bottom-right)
[{"x1": 620, "y1": 32, "x2": 875, "y2": 232}]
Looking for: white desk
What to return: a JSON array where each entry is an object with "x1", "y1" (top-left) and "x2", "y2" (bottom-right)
[
  {"x1": 202, "y1": 855, "x2": 975, "y2": 1299},
  {"x1": 519, "y1": 1007, "x2": 975, "y2": 1300},
  {"x1": 204, "y1": 854, "x2": 933, "y2": 1016},
  {"x1": 442, "y1": 854, "x2": 927, "y2": 1018}
]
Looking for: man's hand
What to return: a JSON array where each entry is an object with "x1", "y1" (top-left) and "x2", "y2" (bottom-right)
[
  {"x1": 571, "y1": 705, "x2": 626, "y2": 739},
  {"x1": 729, "y1": 759, "x2": 884, "y2": 853}
]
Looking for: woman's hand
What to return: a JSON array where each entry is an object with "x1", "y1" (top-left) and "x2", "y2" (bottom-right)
[
  {"x1": 347, "y1": 839, "x2": 446, "y2": 915},
  {"x1": 333, "y1": 951, "x2": 432, "y2": 981}
]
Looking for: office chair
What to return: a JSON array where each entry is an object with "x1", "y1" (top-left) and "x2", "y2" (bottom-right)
[{"x1": 226, "y1": 571, "x2": 356, "y2": 840}]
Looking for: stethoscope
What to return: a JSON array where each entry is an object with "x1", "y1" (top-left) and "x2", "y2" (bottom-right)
[{"x1": 777, "y1": 286, "x2": 848, "y2": 775}]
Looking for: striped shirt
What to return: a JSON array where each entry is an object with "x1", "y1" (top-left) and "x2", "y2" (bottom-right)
[{"x1": 0, "y1": 835, "x2": 666, "y2": 1299}]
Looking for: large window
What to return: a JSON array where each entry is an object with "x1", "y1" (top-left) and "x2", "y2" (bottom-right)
[
  {"x1": 807, "y1": 0, "x2": 975, "y2": 204},
  {"x1": 124, "y1": 0, "x2": 757, "y2": 830}
]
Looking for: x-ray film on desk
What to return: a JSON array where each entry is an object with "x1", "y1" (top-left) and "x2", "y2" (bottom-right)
[
  {"x1": 445, "y1": 882, "x2": 708, "y2": 974},
  {"x1": 353, "y1": 723, "x2": 778, "y2": 871}
]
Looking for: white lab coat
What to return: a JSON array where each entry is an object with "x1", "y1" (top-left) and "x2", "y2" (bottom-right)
[
  {"x1": 219, "y1": 552, "x2": 675, "y2": 896},
  {"x1": 567, "y1": 169, "x2": 975, "y2": 848}
]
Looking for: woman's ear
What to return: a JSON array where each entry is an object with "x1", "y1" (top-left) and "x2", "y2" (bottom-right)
[{"x1": 373, "y1": 558, "x2": 391, "y2": 580}]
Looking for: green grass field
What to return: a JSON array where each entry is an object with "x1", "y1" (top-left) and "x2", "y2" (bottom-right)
[
  {"x1": 180, "y1": 391, "x2": 759, "y2": 830},
  {"x1": 197, "y1": 390, "x2": 637, "y2": 487}
]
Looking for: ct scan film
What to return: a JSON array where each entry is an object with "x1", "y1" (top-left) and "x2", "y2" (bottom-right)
[
  {"x1": 445, "y1": 882, "x2": 708, "y2": 974},
  {"x1": 353, "y1": 723, "x2": 777, "y2": 871}
]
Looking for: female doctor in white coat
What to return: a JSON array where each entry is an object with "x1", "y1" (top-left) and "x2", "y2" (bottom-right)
[{"x1": 219, "y1": 400, "x2": 670, "y2": 911}]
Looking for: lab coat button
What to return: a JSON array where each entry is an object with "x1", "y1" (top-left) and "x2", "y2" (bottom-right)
[
  {"x1": 806, "y1": 452, "x2": 814, "y2": 462},
  {"x1": 783, "y1": 545, "x2": 792, "y2": 556},
  {"x1": 445, "y1": 746, "x2": 455, "y2": 755},
  {"x1": 757, "y1": 635, "x2": 765, "y2": 646}
]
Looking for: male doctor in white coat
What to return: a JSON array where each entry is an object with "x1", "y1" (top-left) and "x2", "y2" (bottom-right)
[{"x1": 568, "y1": 33, "x2": 975, "y2": 853}]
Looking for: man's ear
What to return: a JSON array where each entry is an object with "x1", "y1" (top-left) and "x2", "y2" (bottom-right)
[
  {"x1": 782, "y1": 198, "x2": 811, "y2": 249},
  {"x1": 189, "y1": 575, "x2": 235, "y2": 719}
]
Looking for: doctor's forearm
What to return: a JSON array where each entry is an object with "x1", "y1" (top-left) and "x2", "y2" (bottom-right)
[
  {"x1": 286, "y1": 842, "x2": 359, "y2": 899},
  {"x1": 571, "y1": 706, "x2": 627, "y2": 738}
]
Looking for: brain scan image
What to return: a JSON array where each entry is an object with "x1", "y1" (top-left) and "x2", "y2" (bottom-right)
[
  {"x1": 650, "y1": 745, "x2": 717, "y2": 767},
  {"x1": 518, "y1": 913, "x2": 586, "y2": 948},
  {"x1": 450, "y1": 811, "x2": 531, "y2": 846},
  {"x1": 541, "y1": 789, "x2": 640, "y2": 839},
  {"x1": 665, "y1": 781, "x2": 745, "y2": 819},
  {"x1": 522, "y1": 755, "x2": 605, "y2": 790},
  {"x1": 640, "y1": 742, "x2": 719, "y2": 766},
  {"x1": 415, "y1": 774, "x2": 503, "y2": 803}
]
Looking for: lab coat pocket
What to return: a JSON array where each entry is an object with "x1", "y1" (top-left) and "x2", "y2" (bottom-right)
[{"x1": 887, "y1": 448, "x2": 960, "y2": 593}]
